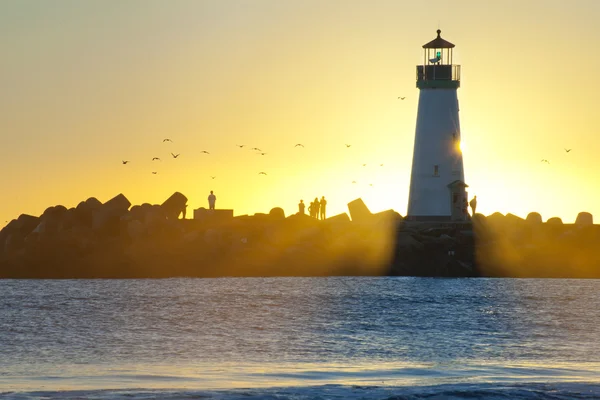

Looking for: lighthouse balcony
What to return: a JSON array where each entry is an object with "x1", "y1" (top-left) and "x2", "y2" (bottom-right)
[{"x1": 416, "y1": 64, "x2": 461, "y2": 89}]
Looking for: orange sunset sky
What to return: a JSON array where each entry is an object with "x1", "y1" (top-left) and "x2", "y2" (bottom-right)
[{"x1": 1, "y1": 0, "x2": 599, "y2": 224}]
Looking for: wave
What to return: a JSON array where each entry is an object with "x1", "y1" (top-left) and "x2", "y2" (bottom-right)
[{"x1": 3, "y1": 383, "x2": 600, "y2": 400}]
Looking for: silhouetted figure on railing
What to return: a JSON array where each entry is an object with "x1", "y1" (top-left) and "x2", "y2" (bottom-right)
[
  {"x1": 320, "y1": 196, "x2": 327, "y2": 220},
  {"x1": 470, "y1": 195, "x2": 477, "y2": 215},
  {"x1": 208, "y1": 191, "x2": 216, "y2": 210},
  {"x1": 298, "y1": 199, "x2": 305, "y2": 215}
]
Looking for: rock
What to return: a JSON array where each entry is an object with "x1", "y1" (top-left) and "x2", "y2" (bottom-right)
[
  {"x1": 505, "y1": 213, "x2": 525, "y2": 223},
  {"x1": 91, "y1": 194, "x2": 132, "y2": 235},
  {"x1": 546, "y1": 217, "x2": 563, "y2": 225},
  {"x1": 104, "y1": 193, "x2": 131, "y2": 212},
  {"x1": 85, "y1": 197, "x2": 103, "y2": 209},
  {"x1": 74, "y1": 201, "x2": 94, "y2": 228},
  {"x1": 92, "y1": 208, "x2": 122, "y2": 236},
  {"x1": 126, "y1": 220, "x2": 146, "y2": 241},
  {"x1": 14, "y1": 214, "x2": 40, "y2": 237},
  {"x1": 57, "y1": 208, "x2": 78, "y2": 231},
  {"x1": 323, "y1": 212, "x2": 351, "y2": 232},
  {"x1": 347, "y1": 198, "x2": 373, "y2": 222},
  {"x1": 395, "y1": 233, "x2": 425, "y2": 251},
  {"x1": 32, "y1": 208, "x2": 63, "y2": 235},
  {"x1": 269, "y1": 207, "x2": 285, "y2": 219},
  {"x1": 4, "y1": 232, "x2": 25, "y2": 254},
  {"x1": 575, "y1": 212, "x2": 593, "y2": 226},
  {"x1": 129, "y1": 205, "x2": 145, "y2": 221},
  {"x1": 145, "y1": 206, "x2": 168, "y2": 228},
  {"x1": 161, "y1": 192, "x2": 188, "y2": 220},
  {"x1": 526, "y1": 212, "x2": 542, "y2": 224}
]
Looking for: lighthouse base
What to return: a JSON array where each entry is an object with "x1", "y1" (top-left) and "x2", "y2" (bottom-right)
[{"x1": 405, "y1": 215, "x2": 453, "y2": 222}]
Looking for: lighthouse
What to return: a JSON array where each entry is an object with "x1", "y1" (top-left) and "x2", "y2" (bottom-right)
[{"x1": 406, "y1": 30, "x2": 468, "y2": 221}]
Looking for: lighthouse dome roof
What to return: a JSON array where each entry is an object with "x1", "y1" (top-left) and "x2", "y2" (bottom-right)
[{"x1": 423, "y1": 29, "x2": 455, "y2": 49}]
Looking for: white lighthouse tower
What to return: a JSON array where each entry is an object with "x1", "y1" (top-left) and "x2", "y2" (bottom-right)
[{"x1": 407, "y1": 30, "x2": 468, "y2": 221}]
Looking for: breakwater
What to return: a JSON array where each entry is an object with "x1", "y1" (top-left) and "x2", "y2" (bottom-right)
[{"x1": 0, "y1": 193, "x2": 598, "y2": 278}]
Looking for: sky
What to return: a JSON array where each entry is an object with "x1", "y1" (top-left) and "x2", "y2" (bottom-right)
[{"x1": 1, "y1": 0, "x2": 599, "y2": 224}]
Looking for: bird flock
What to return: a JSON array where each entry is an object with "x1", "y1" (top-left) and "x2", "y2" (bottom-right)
[
  {"x1": 122, "y1": 138, "x2": 183, "y2": 175},
  {"x1": 120, "y1": 138, "x2": 386, "y2": 186},
  {"x1": 120, "y1": 94, "x2": 410, "y2": 180}
]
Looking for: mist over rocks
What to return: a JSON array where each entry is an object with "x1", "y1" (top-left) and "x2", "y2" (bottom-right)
[{"x1": 0, "y1": 194, "x2": 599, "y2": 278}]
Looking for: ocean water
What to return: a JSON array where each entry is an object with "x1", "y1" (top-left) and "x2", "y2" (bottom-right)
[{"x1": 1, "y1": 277, "x2": 599, "y2": 399}]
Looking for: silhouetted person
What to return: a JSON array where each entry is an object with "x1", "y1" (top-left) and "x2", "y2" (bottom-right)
[
  {"x1": 298, "y1": 200, "x2": 305, "y2": 215},
  {"x1": 312, "y1": 198, "x2": 320, "y2": 219},
  {"x1": 308, "y1": 202, "x2": 314, "y2": 218},
  {"x1": 319, "y1": 196, "x2": 327, "y2": 220},
  {"x1": 180, "y1": 204, "x2": 187, "y2": 219},
  {"x1": 208, "y1": 191, "x2": 216, "y2": 210},
  {"x1": 463, "y1": 198, "x2": 469, "y2": 219},
  {"x1": 469, "y1": 195, "x2": 477, "y2": 215}
]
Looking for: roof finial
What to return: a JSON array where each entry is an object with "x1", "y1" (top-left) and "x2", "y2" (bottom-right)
[{"x1": 437, "y1": 29, "x2": 441, "y2": 38}]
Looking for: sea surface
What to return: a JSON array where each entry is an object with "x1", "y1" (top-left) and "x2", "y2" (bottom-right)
[{"x1": 1, "y1": 277, "x2": 600, "y2": 399}]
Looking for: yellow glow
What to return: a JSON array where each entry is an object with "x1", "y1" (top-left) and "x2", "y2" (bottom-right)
[
  {"x1": 0, "y1": 1, "x2": 599, "y2": 224},
  {"x1": 459, "y1": 141, "x2": 466, "y2": 153}
]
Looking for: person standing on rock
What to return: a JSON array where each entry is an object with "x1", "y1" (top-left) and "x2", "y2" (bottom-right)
[
  {"x1": 469, "y1": 195, "x2": 477, "y2": 216},
  {"x1": 298, "y1": 199, "x2": 305, "y2": 215},
  {"x1": 319, "y1": 196, "x2": 327, "y2": 220},
  {"x1": 208, "y1": 190, "x2": 216, "y2": 210},
  {"x1": 312, "y1": 198, "x2": 320, "y2": 219}
]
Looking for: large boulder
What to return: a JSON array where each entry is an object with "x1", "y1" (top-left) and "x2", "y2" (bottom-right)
[
  {"x1": 85, "y1": 197, "x2": 103, "y2": 209},
  {"x1": 32, "y1": 206, "x2": 68, "y2": 235},
  {"x1": 73, "y1": 201, "x2": 94, "y2": 228},
  {"x1": 526, "y1": 212, "x2": 542, "y2": 224},
  {"x1": 15, "y1": 214, "x2": 40, "y2": 237},
  {"x1": 347, "y1": 198, "x2": 372, "y2": 222},
  {"x1": 161, "y1": 192, "x2": 188, "y2": 220},
  {"x1": 395, "y1": 233, "x2": 425, "y2": 251},
  {"x1": 92, "y1": 194, "x2": 131, "y2": 235},
  {"x1": 322, "y1": 212, "x2": 351, "y2": 232},
  {"x1": 575, "y1": 212, "x2": 593, "y2": 226},
  {"x1": 546, "y1": 217, "x2": 563, "y2": 225},
  {"x1": 104, "y1": 193, "x2": 131, "y2": 212},
  {"x1": 269, "y1": 207, "x2": 285, "y2": 220}
]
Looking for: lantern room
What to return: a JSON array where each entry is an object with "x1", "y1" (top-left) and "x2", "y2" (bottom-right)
[{"x1": 416, "y1": 29, "x2": 461, "y2": 89}]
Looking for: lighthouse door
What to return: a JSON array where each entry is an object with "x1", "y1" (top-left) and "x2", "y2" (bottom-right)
[{"x1": 448, "y1": 181, "x2": 468, "y2": 221}]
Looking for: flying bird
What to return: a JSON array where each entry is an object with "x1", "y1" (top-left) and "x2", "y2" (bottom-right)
[
  {"x1": 258, "y1": 152, "x2": 267, "y2": 156},
  {"x1": 122, "y1": 160, "x2": 129, "y2": 165},
  {"x1": 295, "y1": 144, "x2": 304, "y2": 147},
  {"x1": 171, "y1": 153, "x2": 180, "y2": 158},
  {"x1": 398, "y1": 97, "x2": 406, "y2": 100},
  {"x1": 369, "y1": 183, "x2": 373, "y2": 187},
  {"x1": 345, "y1": 144, "x2": 352, "y2": 148},
  {"x1": 152, "y1": 171, "x2": 158, "y2": 174},
  {"x1": 564, "y1": 148, "x2": 572, "y2": 153},
  {"x1": 152, "y1": 157, "x2": 161, "y2": 161},
  {"x1": 251, "y1": 147, "x2": 262, "y2": 151},
  {"x1": 541, "y1": 159, "x2": 550, "y2": 164},
  {"x1": 258, "y1": 172, "x2": 267, "y2": 175},
  {"x1": 352, "y1": 181, "x2": 357, "y2": 184},
  {"x1": 211, "y1": 176, "x2": 216, "y2": 180},
  {"x1": 362, "y1": 164, "x2": 367, "y2": 167},
  {"x1": 163, "y1": 138, "x2": 173, "y2": 143},
  {"x1": 236, "y1": 144, "x2": 246, "y2": 148},
  {"x1": 380, "y1": 164, "x2": 384, "y2": 167},
  {"x1": 201, "y1": 151, "x2": 210, "y2": 154}
]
